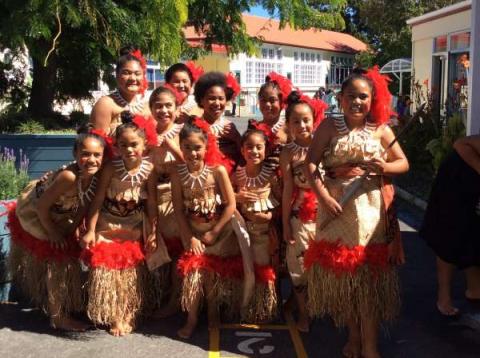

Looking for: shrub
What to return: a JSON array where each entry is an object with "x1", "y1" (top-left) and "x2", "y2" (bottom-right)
[{"x1": 0, "y1": 147, "x2": 29, "y2": 200}]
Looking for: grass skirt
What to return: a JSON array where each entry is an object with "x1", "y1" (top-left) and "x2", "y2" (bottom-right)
[{"x1": 242, "y1": 264, "x2": 277, "y2": 323}]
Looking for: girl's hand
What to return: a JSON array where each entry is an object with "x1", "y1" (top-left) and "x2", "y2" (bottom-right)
[
  {"x1": 145, "y1": 232, "x2": 157, "y2": 253},
  {"x1": 163, "y1": 138, "x2": 176, "y2": 150},
  {"x1": 321, "y1": 194, "x2": 343, "y2": 217},
  {"x1": 363, "y1": 158, "x2": 387, "y2": 175},
  {"x1": 283, "y1": 225, "x2": 295, "y2": 245},
  {"x1": 81, "y1": 230, "x2": 96, "y2": 249},
  {"x1": 49, "y1": 230, "x2": 66, "y2": 250},
  {"x1": 190, "y1": 237, "x2": 205, "y2": 255},
  {"x1": 388, "y1": 237, "x2": 406, "y2": 266},
  {"x1": 236, "y1": 190, "x2": 258, "y2": 204},
  {"x1": 201, "y1": 230, "x2": 218, "y2": 246},
  {"x1": 177, "y1": 110, "x2": 190, "y2": 124}
]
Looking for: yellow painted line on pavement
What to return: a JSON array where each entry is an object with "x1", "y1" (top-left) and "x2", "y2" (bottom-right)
[
  {"x1": 285, "y1": 310, "x2": 308, "y2": 358},
  {"x1": 208, "y1": 326, "x2": 220, "y2": 358},
  {"x1": 220, "y1": 322, "x2": 289, "y2": 330}
]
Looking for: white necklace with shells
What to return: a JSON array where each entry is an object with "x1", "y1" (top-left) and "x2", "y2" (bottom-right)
[
  {"x1": 77, "y1": 176, "x2": 98, "y2": 206},
  {"x1": 111, "y1": 90, "x2": 144, "y2": 114},
  {"x1": 236, "y1": 163, "x2": 273, "y2": 188},
  {"x1": 157, "y1": 123, "x2": 183, "y2": 146},
  {"x1": 178, "y1": 163, "x2": 211, "y2": 189},
  {"x1": 113, "y1": 157, "x2": 151, "y2": 185}
]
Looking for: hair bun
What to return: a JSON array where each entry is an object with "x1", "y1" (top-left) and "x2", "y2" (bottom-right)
[
  {"x1": 121, "y1": 110, "x2": 134, "y2": 124},
  {"x1": 119, "y1": 45, "x2": 137, "y2": 57},
  {"x1": 286, "y1": 90, "x2": 302, "y2": 106}
]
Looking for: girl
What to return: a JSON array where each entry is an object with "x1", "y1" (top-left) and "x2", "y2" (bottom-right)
[
  {"x1": 171, "y1": 120, "x2": 242, "y2": 339},
  {"x1": 420, "y1": 135, "x2": 480, "y2": 316},
  {"x1": 304, "y1": 67, "x2": 408, "y2": 358},
  {"x1": 81, "y1": 121, "x2": 153, "y2": 336},
  {"x1": 7, "y1": 132, "x2": 105, "y2": 331},
  {"x1": 146, "y1": 85, "x2": 184, "y2": 317},
  {"x1": 90, "y1": 46, "x2": 149, "y2": 136},
  {"x1": 279, "y1": 91, "x2": 320, "y2": 332},
  {"x1": 193, "y1": 72, "x2": 242, "y2": 167},
  {"x1": 249, "y1": 72, "x2": 293, "y2": 166},
  {"x1": 232, "y1": 129, "x2": 281, "y2": 323},
  {"x1": 165, "y1": 61, "x2": 204, "y2": 122}
]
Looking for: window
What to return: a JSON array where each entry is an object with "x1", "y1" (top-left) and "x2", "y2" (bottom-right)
[
  {"x1": 300, "y1": 52, "x2": 305, "y2": 61},
  {"x1": 306, "y1": 53, "x2": 310, "y2": 62},
  {"x1": 276, "y1": 49, "x2": 283, "y2": 59},
  {"x1": 450, "y1": 32, "x2": 470, "y2": 51},
  {"x1": 434, "y1": 35, "x2": 447, "y2": 52},
  {"x1": 268, "y1": 49, "x2": 274, "y2": 59},
  {"x1": 246, "y1": 61, "x2": 253, "y2": 83},
  {"x1": 294, "y1": 52, "x2": 298, "y2": 61},
  {"x1": 316, "y1": 54, "x2": 321, "y2": 62},
  {"x1": 262, "y1": 48, "x2": 268, "y2": 58},
  {"x1": 328, "y1": 56, "x2": 354, "y2": 86}
]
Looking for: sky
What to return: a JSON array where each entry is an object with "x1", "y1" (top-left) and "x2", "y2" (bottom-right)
[{"x1": 247, "y1": 5, "x2": 275, "y2": 18}]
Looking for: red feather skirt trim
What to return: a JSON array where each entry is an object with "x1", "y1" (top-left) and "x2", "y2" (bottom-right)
[
  {"x1": 304, "y1": 239, "x2": 389, "y2": 275},
  {"x1": 164, "y1": 236, "x2": 184, "y2": 258},
  {"x1": 254, "y1": 264, "x2": 276, "y2": 284},
  {"x1": 177, "y1": 252, "x2": 244, "y2": 280},
  {"x1": 80, "y1": 240, "x2": 145, "y2": 270},
  {"x1": 6, "y1": 203, "x2": 80, "y2": 262}
]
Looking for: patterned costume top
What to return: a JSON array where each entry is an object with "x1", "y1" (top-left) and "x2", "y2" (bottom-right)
[
  {"x1": 96, "y1": 157, "x2": 152, "y2": 242},
  {"x1": 15, "y1": 167, "x2": 97, "y2": 241},
  {"x1": 108, "y1": 90, "x2": 145, "y2": 135},
  {"x1": 152, "y1": 123, "x2": 183, "y2": 185},
  {"x1": 234, "y1": 164, "x2": 279, "y2": 218},
  {"x1": 209, "y1": 116, "x2": 242, "y2": 164}
]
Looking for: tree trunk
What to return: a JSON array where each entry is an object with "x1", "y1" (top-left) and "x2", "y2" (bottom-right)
[{"x1": 27, "y1": 55, "x2": 57, "y2": 118}]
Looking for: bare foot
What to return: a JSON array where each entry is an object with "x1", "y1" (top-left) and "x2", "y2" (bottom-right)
[
  {"x1": 152, "y1": 304, "x2": 180, "y2": 319},
  {"x1": 50, "y1": 316, "x2": 90, "y2": 332},
  {"x1": 437, "y1": 301, "x2": 459, "y2": 316},
  {"x1": 121, "y1": 320, "x2": 133, "y2": 335},
  {"x1": 342, "y1": 338, "x2": 361, "y2": 358},
  {"x1": 109, "y1": 321, "x2": 123, "y2": 337},
  {"x1": 296, "y1": 313, "x2": 310, "y2": 333},
  {"x1": 177, "y1": 317, "x2": 197, "y2": 339}
]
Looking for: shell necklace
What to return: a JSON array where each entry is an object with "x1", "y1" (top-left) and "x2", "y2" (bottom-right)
[
  {"x1": 271, "y1": 116, "x2": 286, "y2": 135},
  {"x1": 77, "y1": 176, "x2": 98, "y2": 206},
  {"x1": 210, "y1": 116, "x2": 227, "y2": 137},
  {"x1": 157, "y1": 123, "x2": 183, "y2": 146},
  {"x1": 284, "y1": 140, "x2": 309, "y2": 158},
  {"x1": 113, "y1": 157, "x2": 151, "y2": 185},
  {"x1": 111, "y1": 90, "x2": 144, "y2": 114},
  {"x1": 236, "y1": 163, "x2": 273, "y2": 188},
  {"x1": 178, "y1": 163, "x2": 211, "y2": 189}
]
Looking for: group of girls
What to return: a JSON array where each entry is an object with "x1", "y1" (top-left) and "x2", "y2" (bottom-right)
[{"x1": 5, "y1": 46, "x2": 409, "y2": 358}]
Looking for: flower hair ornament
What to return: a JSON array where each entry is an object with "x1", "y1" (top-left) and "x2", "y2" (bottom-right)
[
  {"x1": 184, "y1": 61, "x2": 204, "y2": 83},
  {"x1": 130, "y1": 49, "x2": 148, "y2": 95},
  {"x1": 192, "y1": 117, "x2": 234, "y2": 172},
  {"x1": 266, "y1": 72, "x2": 295, "y2": 107},
  {"x1": 364, "y1": 65, "x2": 394, "y2": 125},
  {"x1": 225, "y1": 72, "x2": 241, "y2": 99}
]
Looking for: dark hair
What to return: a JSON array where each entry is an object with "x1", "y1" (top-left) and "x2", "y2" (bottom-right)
[
  {"x1": 149, "y1": 86, "x2": 177, "y2": 110},
  {"x1": 72, "y1": 132, "x2": 106, "y2": 156},
  {"x1": 240, "y1": 129, "x2": 267, "y2": 147},
  {"x1": 115, "y1": 117, "x2": 146, "y2": 142},
  {"x1": 285, "y1": 91, "x2": 314, "y2": 122},
  {"x1": 340, "y1": 67, "x2": 373, "y2": 94},
  {"x1": 165, "y1": 63, "x2": 194, "y2": 84},
  {"x1": 179, "y1": 121, "x2": 208, "y2": 143},
  {"x1": 194, "y1": 72, "x2": 230, "y2": 106},
  {"x1": 115, "y1": 45, "x2": 142, "y2": 75},
  {"x1": 258, "y1": 79, "x2": 282, "y2": 101}
]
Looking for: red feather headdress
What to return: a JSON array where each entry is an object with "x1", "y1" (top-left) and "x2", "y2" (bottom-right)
[
  {"x1": 225, "y1": 73, "x2": 241, "y2": 99},
  {"x1": 88, "y1": 128, "x2": 114, "y2": 159},
  {"x1": 266, "y1": 72, "x2": 294, "y2": 107},
  {"x1": 297, "y1": 92, "x2": 328, "y2": 130},
  {"x1": 130, "y1": 49, "x2": 148, "y2": 95},
  {"x1": 133, "y1": 114, "x2": 158, "y2": 146},
  {"x1": 184, "y1": 61, "x2": 204, "y2": 83},
  {"x1": 162, "y1": 83, "x2": 187, "y2": 106},
  {"x1": 191, "y1": 117, "x2": 234, "y2": 172},
  {"x1": 365, "y1": 66, "x2": 395, "y2": 125}
]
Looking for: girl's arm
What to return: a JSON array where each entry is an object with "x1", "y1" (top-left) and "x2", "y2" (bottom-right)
[
  {"x1": 145, "y1": 163, "x2": 159, "y2": 252},
  {"x1": 454, "y1": 135, "x2": 480, "y2": 175},
  {"x1": 279, "y1": 148, "x2": 295, "y2": 244},
  {"x1": 171, "y1": 168, "x2": 203, "y2": 254},
  {"x1": 164, "y1": 138, "x2": 185, "y2": 163},
  {"x1": 36, "y1": 170, "x2": 76, "y2": 248},
  {"x1": 89, "y1": 96, "x2": 113, "y2": 133},
  {"x1": 202, "y1": 165, "x2": 236, "y2": 245},
  {"x1": 304, "y1": 118, "x2": 342, "y2": 216},
  {"x1": 367, "y1": 125, "x2": 409, "y2": 176},
  {"x1": 81, "y1": 162, "x2": 113, "y2": 248}
]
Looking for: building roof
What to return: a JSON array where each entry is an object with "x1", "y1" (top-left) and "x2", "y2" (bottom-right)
[
  {"x1": 184, "y1": 14, "x2": 367, "y2": 54},
  {"x1": 406, "y1": 0, "x2": 471, "y2": 26}
]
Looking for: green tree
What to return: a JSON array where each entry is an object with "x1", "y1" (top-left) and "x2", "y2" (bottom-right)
[
  {"x1": 343, "y1": 0, "x2": 463, "y2": 66},
  {"x1": 0, "y1": 0, "x2": 346, "y2": 119}
]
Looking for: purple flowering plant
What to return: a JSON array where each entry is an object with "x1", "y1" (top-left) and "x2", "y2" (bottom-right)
[{"x1": 0, "y1": 147, "x2": 29, "y2": 199}]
